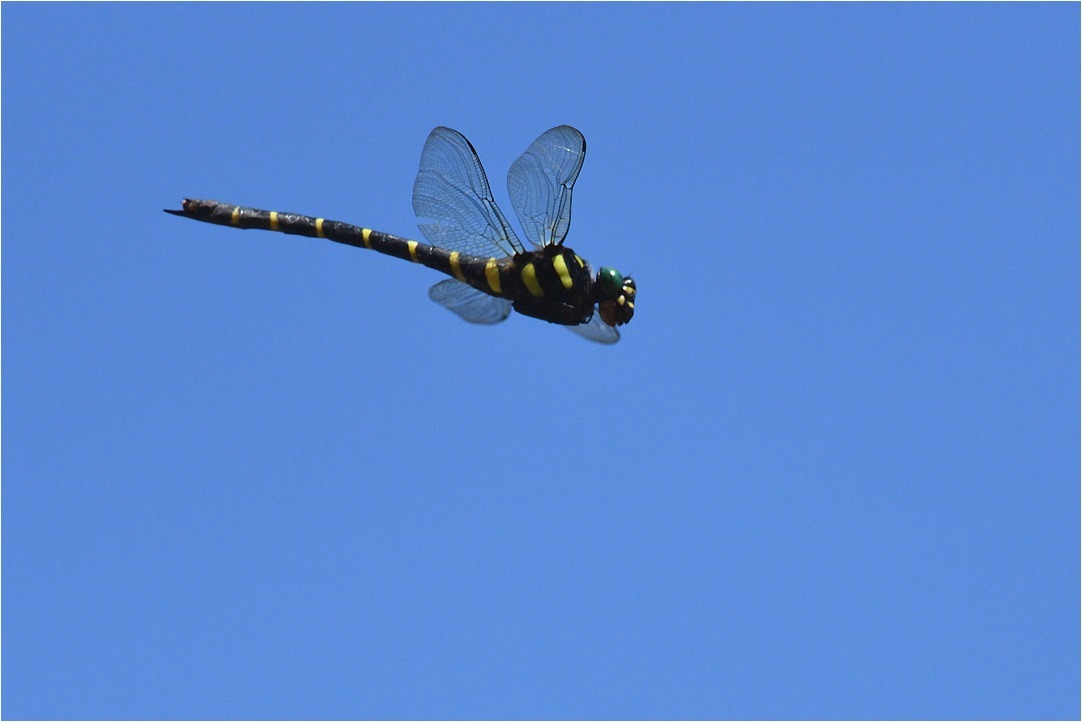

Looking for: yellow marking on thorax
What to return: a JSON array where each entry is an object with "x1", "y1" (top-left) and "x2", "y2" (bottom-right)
[
  {"x1": 449, "y1": 251, "x2": 466, "y2": 281},
  {"x1": 269, "y1": 211, "x2": 279, "y2": 231},
  {"x1": 362, "y1": 228, "x2": 373, "y2": 249},
  {"x1": 407, "y1": 240, "x2": 419, "y2": 263},
  {"x1": 230, "y1": 207, "x2": 241, "y2": 225},
  {"x1": 521, "y1": 263, "x2": 544, "y2": 298},
  {"x1": 552, "y1": 255, "x2": 574, "y2": 290},
  {"x1": 485, "y1": 258, "x2": 502, "y2": 294},
  {"x1": 575, "y1": 254, "x2": 585, "y2": 267},
  {"x1": 315, "y1": 218, "x2": 325, "y2": 237}
]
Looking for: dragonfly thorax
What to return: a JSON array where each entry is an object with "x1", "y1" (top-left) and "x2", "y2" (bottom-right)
[{"x1": 503, "y1": 245, "x2": 598, "y2": 326}]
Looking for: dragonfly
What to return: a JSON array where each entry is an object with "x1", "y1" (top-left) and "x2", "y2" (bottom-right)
[{"x1": 165, "y1": 126, "x2": 636, "y2": 343}]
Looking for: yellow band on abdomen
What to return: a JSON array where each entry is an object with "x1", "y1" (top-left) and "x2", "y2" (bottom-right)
[
  {"x1": 269, "y1": 211, "x2": 279, "y2": 231},
  {"x1": 230, "y1": 207, "x2": 241, "y2": 225},
  {"x1": 449, "y1": 251, "x2": 466, "y2": 281},
  {"x1": 362, "y1": 228, "x2": 372, "y2": 249},
  {"x1": 485, "y1": 258, "x2": 502, "y2": 294},
  {"x1": 315, "y1": 218, "x2": 325, "y2": 238},
  {"x1": 407, "y1": 240, "x2": 419, "y2": 263}
]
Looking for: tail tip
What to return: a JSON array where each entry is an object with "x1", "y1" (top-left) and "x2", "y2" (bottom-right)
[{"x1": 164, "y1": 198, "x2": 199, "y2": 216}]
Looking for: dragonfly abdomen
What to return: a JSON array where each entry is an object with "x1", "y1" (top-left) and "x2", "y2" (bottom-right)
[{"x1": 165, "y1": 198, "x2": 510, "y2": 290}]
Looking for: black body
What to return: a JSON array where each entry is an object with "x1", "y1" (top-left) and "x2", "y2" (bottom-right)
[{"x1": 165, "y1": 126, "x2": 635, "y2": 343}]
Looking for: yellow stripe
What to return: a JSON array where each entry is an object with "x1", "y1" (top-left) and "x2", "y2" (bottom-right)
[
  {"x1": 521, "y1": 263, "x2": 544, "y2": 298},
  {"x1": 552, "y1": 254, "x2": 573, "y2": 289},
  {"x1": 269, "y1": 211, "x2": 279, "y2": 231},
  {"x1": 362, "y1": 228, "x2": 372, "y2": 249},
  {"x1": 485, "y1": 258, "x2": 502, "y2": 294},
  {"x1": 449, "y1": 251, "x2": 466, "y2": 281},
  {"x1": 230, "y1": 207, "x2": 240, "y2": 225},
  {"x1": 407, "y1": 240, "x2": 419, "y2": 263},
  {"x1": 575, "y1": 254, "x2": 585, "y2": 268},
  {"x1": 315, "y1": 218, "x2": 325, "y2": 238}
]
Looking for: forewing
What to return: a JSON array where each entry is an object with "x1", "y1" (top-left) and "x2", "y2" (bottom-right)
[
  {"x1": 428, "y1": 279, "x2": 512, "y2": 325},
  {"x1": 507, "y1": 125, "x2": 586, "y2": 248},
  {"x1": 566, "y1": 312, "x2": 620, "y2": 344},
  {"x1": 413, "y1": 127, "x2": 525, "y2": 258}
]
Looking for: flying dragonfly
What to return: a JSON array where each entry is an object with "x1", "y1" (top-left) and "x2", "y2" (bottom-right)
[{"x1": 165, "y1": 126, "x2": 636, "y2": 343}]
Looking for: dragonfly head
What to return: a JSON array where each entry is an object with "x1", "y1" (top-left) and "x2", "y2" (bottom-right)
[{"x1": 595, "y1": 267, "x2": 636, "y2": 327}]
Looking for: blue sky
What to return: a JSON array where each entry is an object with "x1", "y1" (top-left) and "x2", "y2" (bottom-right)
[{"x1": 3, "y1": 3, "x2": 1078, "y2": 719}]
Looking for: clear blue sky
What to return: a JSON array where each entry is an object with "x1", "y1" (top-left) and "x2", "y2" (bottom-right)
[{"x1": 3, "y1": 3, "x2": 1078, "y2": 719}]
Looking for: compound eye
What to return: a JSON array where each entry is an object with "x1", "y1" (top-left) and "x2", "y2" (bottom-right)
[{"x1": 597, "y1": 267, "x2": 625, "y2": 299}]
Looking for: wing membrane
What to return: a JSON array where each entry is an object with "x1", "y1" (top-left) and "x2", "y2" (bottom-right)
[
  {"x1": 428, "y1": 279, "x2": 512, "y2": 325},
  {"x1": 566, "y1": 312, "x2": 620, "y2": 344},
  {"x1": 413, "y1": 127, "x2": 525, "y2": 259},
  {"x1": 507, "y1": 126, "x2": 586, "y2": 248}
]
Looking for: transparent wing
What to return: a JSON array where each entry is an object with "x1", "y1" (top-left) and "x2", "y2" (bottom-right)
[
  {"x1": 428, "y1": 279, "x2": 512, "y2": 325},
  {"x1": 507, "y1": 125, "x2": 586, "y2": 248},
  {"x1": 566, "y1": 312, "x2": 620, "y2": 344},
  {"x1": 413, "y1": 127, "x2": 525, "y2": 258}
]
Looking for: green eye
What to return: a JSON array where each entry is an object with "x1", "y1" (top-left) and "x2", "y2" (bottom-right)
[{"x1": 597, "y1": 267, "x2": 625, "y2": 298}]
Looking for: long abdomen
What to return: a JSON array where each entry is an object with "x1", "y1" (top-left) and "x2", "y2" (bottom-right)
[{"x1": 165, "y1": 198, "x2": 507, "y2": 297}]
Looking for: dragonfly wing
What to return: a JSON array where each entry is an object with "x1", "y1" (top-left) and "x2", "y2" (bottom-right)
[
  {"x1": 507, "y1": 125, "x2": 586, "y2": 248},
  {"x1": 566, "y1": 312, "x2": 620, "y2": 344},
  {"x1": 428, "y1": 279, "x2": 512, "y2": 325},
  {"x1": 413, "y1": 127, "x2": 525, "y2": 258}
]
